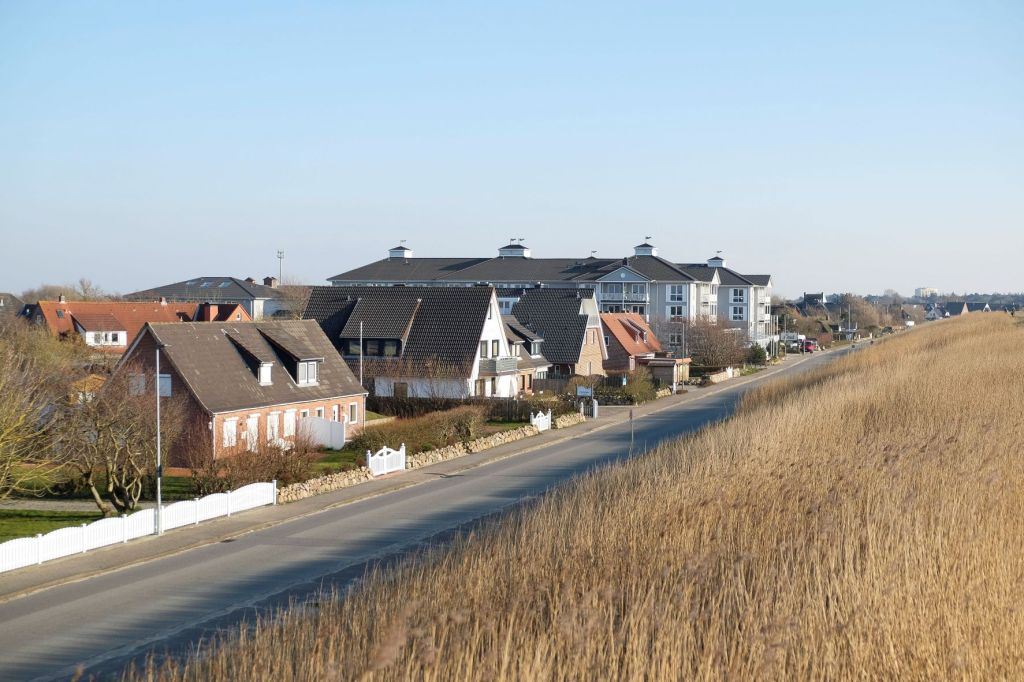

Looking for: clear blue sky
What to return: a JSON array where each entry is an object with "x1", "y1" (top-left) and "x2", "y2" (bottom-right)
[{"x1": 2, "y1": 1, "x2": 1021, "y2": 298}]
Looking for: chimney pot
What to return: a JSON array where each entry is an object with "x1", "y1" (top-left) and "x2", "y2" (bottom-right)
[
  {"x1": 159, "y1": 296, "x2": 167, "y2": 305},
  {"x1": 263, "y1": 276, "x2": 278, "y2": 288},
  {"x1": 58, "y1": 294, "x2": 67, "y2": 304}
]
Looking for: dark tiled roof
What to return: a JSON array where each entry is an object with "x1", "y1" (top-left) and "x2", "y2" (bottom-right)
[
  {"x1": 137, "y1": 320, "x2": 364, "y2": 414},
  {"x1": 0, "y1": 293, "x2": 24, "y2": 321},
  {"x1": 744, "y1": 275, "x2": 772, "y2": 286},
  {"x1": 304, "y1": 286, "x2": 494, "y2": 375},
  {"x1": 511, "y1": 289, "x2": 592, "y2": 365},
  {"x1": 125, "y1": 277, "x2": 283, "y2": 302},
  {"x1": 673, "y1": 264, "x2": 719, "y2": 283},
  {"x1": 328, "y1": 258, "x2": 490, "y2": 283},
  {"x1": 503, "y1": 315, "x2": 543, "y2": 344},
  {"x1": 623, "y1": 256, "x2": 696, "y2": 282}
]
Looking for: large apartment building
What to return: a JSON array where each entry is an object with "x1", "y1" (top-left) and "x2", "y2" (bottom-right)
[{"x1": 328, "y1": 241, "x2": 773, "y2": 348}]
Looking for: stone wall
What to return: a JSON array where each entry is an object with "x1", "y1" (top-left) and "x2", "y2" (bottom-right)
[
  {"x1": 554, "y1": 412, "x2": 586, "y2": 429},
  {"x1": 278, "y1": 467, "x2": 374, "y2": 503},
  {"x1": 278, "y1": 423, "x2": 541, "y2": 503},
  {"x1": 407, "y1": 424, "x2": 539, "y2": 469}
]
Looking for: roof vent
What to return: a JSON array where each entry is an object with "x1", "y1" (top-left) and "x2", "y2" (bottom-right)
[
  {"x1": 388, "y1": 244, "x2": 413, "y2": 260},
  {"x1": 498, "y1": 240, "x2": 530, "y2": 258}
]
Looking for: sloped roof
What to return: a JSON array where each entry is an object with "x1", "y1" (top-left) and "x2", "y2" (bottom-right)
[
  {"x1": 72, "y1": 312, "x2": 124, "y2": 332},
  {"x1": 125, "y1": 277, "x2": 283, "y2": 303},
  {"x1": 33, "y1": 300, "x2": 199, "y2": 348},
  {"x1": 503, "y1": 315, "x2": 543, "y2": 344},
  {"x1": 0, "y1": 292, "x2": 24, "y2": 322},
  {"x1": 601, "y1": 313, "x2": 662, "y2": 357},
  {"x1": 511, "y1": 289, "x2": 593, "y2": 365},
  {"x1": 134, "y1": 320, "x2": 364, "y2": 414},
  {"x1": 303, "y1": 286, "x2": 495, "y2": 376},
  {"x1": 745, "y1": 275, "x2": 772, "y2": 286}
]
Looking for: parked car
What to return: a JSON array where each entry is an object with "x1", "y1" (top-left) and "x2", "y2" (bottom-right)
[
  {"x1": 802, "y1": 340, "x2": 818, "y2": 353},
  {"x1": 787, "y1": 341, "x2": 802, "y2": 352}
]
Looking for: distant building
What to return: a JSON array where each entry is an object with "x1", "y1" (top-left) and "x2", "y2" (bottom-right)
[
  {"x1": 0, "y1": 292, "x2": 24, "y2": 325},
  {"x1": 125, "y1": 276, "x2": 287, "y2": 320},
  {"x1": 915, "y1": 287, "x2": 940, "y2": 298}
]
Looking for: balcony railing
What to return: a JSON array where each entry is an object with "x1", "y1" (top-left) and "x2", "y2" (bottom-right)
[
  {"x1": 598, "y1": 292, "x2": 649, "y2": 302},
  {"x1": 479, "y1": 356, "x2": 519, "y2": 375}
]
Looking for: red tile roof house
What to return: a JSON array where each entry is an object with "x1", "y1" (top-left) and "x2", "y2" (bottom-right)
[
  {"x1": 24, "y1": 297, "x2": 251, "y2": 353},
  {"x1": 601, "y1": 312, "x2": 690, "y2": 387},
  {"x1": 118, "y1": 320, "x2": 366, "y2": 465}
]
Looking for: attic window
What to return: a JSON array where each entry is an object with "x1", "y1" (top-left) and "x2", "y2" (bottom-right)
[
  {"x1": 200, "y1": 282, "x2": 212, "y2": 288},
  {"x1": 219, "y1": 281, "x2": 231, "y2": 288},
  {"x1": 259, "y1": 363, "x2": 272, "y2": 385},
  {"x1": 297, "y1": 360, "x2": 318, "y2": 385},
  {"x1": 56, "y1": 310, "x2": 65, "y2": 318}
]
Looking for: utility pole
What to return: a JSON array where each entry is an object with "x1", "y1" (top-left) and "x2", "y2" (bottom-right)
[
  {"x1": 359, "y1": 321, "x2": 364, "y2": 388},
  {"x1": 277, "y1": 250, "x2": 284, "y2": 281}
]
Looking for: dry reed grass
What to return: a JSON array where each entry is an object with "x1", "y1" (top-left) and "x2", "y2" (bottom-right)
[{"x1": 127, "y1": 315, "x2": 1024, "y2": 681}]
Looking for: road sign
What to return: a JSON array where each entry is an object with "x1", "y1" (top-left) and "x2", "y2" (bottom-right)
[{"x1": 576, "y1": 386, "x2": 593, "y2": 397}]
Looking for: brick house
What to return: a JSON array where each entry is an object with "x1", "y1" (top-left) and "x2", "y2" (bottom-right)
[
  {"x1": 23, "y1": 297, "x2": 250, "y2": 353},
  {"x1": 503, "y1": 316, "x2": 551, "y2": 395},
  {"x1": 119, "y1": 320, "x2": 366, "y2": 463},
  {"x1": 600, "y1": 313, "x2": 662, "y2": 372}
]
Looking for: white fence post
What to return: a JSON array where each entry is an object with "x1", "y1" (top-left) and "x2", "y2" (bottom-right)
[
  {"x1": 226, "y1": 490, "x2": 232, "y2": 517},
  {"x1": 36, "y1": 534, "x2": 42, "y2": 565},
  {"x1": 80, "y1": 524, "x2": 88, "y2": 554},
  {"x1": 194, "y1": 499, "x2": 200, "y2": 526},
  {"x1": 272, "y1": 480, "x2": 278, "y2": 505},
  {"x1": 122, "y1": 514, "x2": 128, "y2": 543}
]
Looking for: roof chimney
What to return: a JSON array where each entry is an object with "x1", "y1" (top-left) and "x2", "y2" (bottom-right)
[
  {"x1": 58, "y1": 294, "x2": 67, "y2": 304},
  {"x1": 388, "y1": 244, "x2": 413, "y2": 260},
  {"x1": 263, "y1": 276, "x2": 278, "y2": 288},
  {"x1": 159, "y1": 296, "x2": 167, "y2": 305},
  {"x1": 245, "y1": 277, "x2": 256, "y2": 284},
  {"x1": 201, "y1": 303, "x2": 218, "y2": 321}
]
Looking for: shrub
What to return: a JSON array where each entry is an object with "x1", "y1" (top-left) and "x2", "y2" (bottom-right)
[
  {"x1": 747, "y1": 343, "x2": 768, "y2": 365},
  {"x1": 349, "y1": 405, "x2": 490, "y2": 457},
  {"x1": 622, "y1": 367, "x2": 656, "y2": 404},
  {"x1": 186, "y1": 430, "x2": 321, "y2": 496}
]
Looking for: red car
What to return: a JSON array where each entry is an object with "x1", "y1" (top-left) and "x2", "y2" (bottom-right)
[{"x1": 802, "y1": 340, "x2": 818, "y2": 353}]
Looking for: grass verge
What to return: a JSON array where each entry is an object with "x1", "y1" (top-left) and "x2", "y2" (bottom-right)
[{"x1": 0, "y1": 509, "x2": 103, "y2": 543}]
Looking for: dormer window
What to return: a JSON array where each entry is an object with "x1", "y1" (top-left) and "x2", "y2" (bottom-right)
[
  {"x1": 297, "y1": 360, "x2": 318, "y2": 385},
  {"x1": 258, "y1": 363, "x2": 272, "y2": 385}
]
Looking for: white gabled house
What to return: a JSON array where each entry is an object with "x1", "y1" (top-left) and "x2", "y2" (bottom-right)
[{"x1": 304, "y1": 285, "x2": 521, "y2": 398}]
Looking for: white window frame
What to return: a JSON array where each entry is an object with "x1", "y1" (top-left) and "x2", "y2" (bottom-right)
[
  {"x1": 349, "y1": 402, "x2": 358, "y2": 424},
  {"x1": 283, "y1": 409, "x2": 296, "y2": 437},
  {"x1": 315, "y1": 406, "x2": 324, "y2": 419},
  {"x1": 158, "y1": 374, "x2": 172, "y2": 397},
  {"x1": 331, "y1": 404, "x2": 339, "y2": 422},
  {"x1": 731, "y1": 288, "x2": 746, "y2": 304},
  {"x1": 267, "y1": 412, "x2": 280, "y2": 442},
  {"x1": 668, "y1": 305, "x2": 685, "y2": 320},
  {"x1": 245, "y1": 414, "x2": 259, "y2": 451},
  {"x1": 731, "y1": 305, "x2": 744, "y2": 321},
  {"x1": 259, "y1": 364, "x2": 272, "y2": 385},
  {"x1": 668, "y1": 285, "x2": 685, "y2": 302},
  {"x1": 222, "y1": 418, "x2": 238, "y2": 448}
]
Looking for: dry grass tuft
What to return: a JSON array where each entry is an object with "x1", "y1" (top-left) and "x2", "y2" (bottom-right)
[{"x1": 127, "y1": 315, "x2": 1024, "y2": 681}]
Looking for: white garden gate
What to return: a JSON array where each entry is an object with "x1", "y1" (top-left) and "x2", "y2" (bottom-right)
[
  {"x1": 530, "y1": 409, "x2": 553, "y2": 432},
  {"x1": 368, "y1": 444, "x2": 406, "y2": 477}
]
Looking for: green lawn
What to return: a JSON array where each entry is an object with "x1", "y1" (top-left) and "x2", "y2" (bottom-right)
[
  {"x1": 365, "y1": 410, "x2": 387, "y2": 421},
  {"x1": 0, "y1": 509, "x2": 104, "y2": 543},
  {"x1": 313, "y1": 448, "x2": 363, "y2": 473}
]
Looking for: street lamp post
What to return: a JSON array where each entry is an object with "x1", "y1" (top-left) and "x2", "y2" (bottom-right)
[{"x1": 155, "y1": 344, "x2": 163, "y2": 535}]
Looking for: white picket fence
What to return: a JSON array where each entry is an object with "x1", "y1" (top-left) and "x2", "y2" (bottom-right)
[
  {"x1": 530, "y1": 409, "x2": 553, "y2": 432},
  {"x1": 368, "y1": 444, "x2": 406, "y2": 477},
  {"x1": 0, "y1": 481, "x2": 277, "y2": 574}
]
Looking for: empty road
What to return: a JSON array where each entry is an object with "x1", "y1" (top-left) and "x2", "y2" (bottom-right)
[{"x1": 0, "y1": 349, "x2": 844, "y2": 681}]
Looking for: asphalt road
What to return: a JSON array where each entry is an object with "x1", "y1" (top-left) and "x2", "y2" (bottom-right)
[{"x1": 0, "y1": 349, "x2": 844, "y2": 682}]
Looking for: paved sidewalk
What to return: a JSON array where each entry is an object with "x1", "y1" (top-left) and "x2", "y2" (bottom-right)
[{"x1": 0, "y1": 353, "x2": 815, "y2": 603}]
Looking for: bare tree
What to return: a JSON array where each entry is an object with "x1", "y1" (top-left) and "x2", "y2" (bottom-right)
[
  {"x1": 56, "y1": 365, "x2": 186, "y2": 516},
  {"x1": 686, "y1": 317, "x2": 748, "y2": 369}
]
